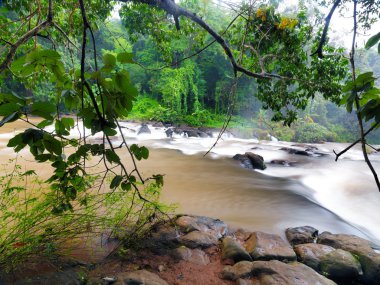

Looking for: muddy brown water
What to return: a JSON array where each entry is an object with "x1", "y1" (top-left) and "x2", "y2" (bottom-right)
[{"x1": 1, "y1": 119, "x2": 379, "y2": 254}]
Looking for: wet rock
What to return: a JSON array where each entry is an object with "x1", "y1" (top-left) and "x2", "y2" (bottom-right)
[
  {"x1": 233, "y1": 154, "x2": 255, "y2": 169},
  {"x1": 294, "y1": 243, "x2": 335, "y2": 270},
  {"x1": 152, "y1": 121, "x2": 165, "y2": 128},
  {"x1": 222, "y1": 237, "x2": 252, "y2": 263},
  {"x1": 221, "y1": 261, "x2": 255, "y2": 280},
  {"x1": 291, "y1": 144, "x2": 318, "y2": 151},
  {"x1": 197, "y1": 131, "x2": 209, "y2": 138},
  {"x1": 175, "y1": 215, "x2": 227, "y2": 237},
  {"x1": 137, "y1": 123, "x2": 151, "y2": 135},
  {"x1": 233, "y1": 153, "x2": 266, "y2": 170},
  {"x1": 270, "y1": 159, "x2": 295, "y2": 166},
  {"x1": 280, "y1": 147, "x2": 309, "y2": 156},
  {"x1": 318, "y1": 232, "x2": 380, "y2": 284},
  {"x1": 117, "y1": 270, "x2": 168, "y2": 285},
  {"x1": 143, "y1": 223, "x2": 179, "y2": 253},
  {"x1": 185, "y1": 129, "x2": 199, "y2": 137},
  {"x1": 172, "y1": 246, "x2": 210, "y2": 265},
  {"x1": 317, "y1": 232, "x2": 374, "y2": 254},
  {"x1": 320, "y1": 249, "x2": 362, "y2": 281},
  {"x1": 245, "y1": 232, "x2": 296, "y2": 261},
  {"x1": 178, "y1": 230, "x2": 218, "y2": 249},
  {"x1": 245, "y1": 152, "x2": 266, "y2": 170},
  {"x1": 165, "y1": 128, "x2": 173, "y2": 138},
  {"x1": 250, "y1": 260, "x2": 336, "y2": 285},
  {"x1": 286, "y1": 226, "x2": 319, "y2": 245}
]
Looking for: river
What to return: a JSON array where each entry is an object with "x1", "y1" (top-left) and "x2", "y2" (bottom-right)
[{"x1": 1, "y1": 120, "x2": 380, "y2": 245}]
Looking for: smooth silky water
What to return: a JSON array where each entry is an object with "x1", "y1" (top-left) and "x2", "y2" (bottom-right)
[{"x1": 1, "y1": 120, "x2": 379, "y2": 246}]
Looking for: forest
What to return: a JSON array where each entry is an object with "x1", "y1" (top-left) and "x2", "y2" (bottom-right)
[{"x1": 1, "y1": 0, "x2": 380, "y2": 283}]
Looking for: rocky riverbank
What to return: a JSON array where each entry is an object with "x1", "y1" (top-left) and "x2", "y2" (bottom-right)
[{"x1": 4, "y1": 215, "x2": 380, "y2": 285}]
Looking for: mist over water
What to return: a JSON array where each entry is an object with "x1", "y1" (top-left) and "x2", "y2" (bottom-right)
[{"x1": 1, "y1": 120, "x2": 380, "y2": 244}]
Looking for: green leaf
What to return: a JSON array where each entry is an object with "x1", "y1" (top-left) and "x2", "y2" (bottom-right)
[
  {"x1": 31, "y1": 101, "x2": 56, "y2": 120},
  {"x1": 103, "y1": 53, "x2": 116, "y2": 69},
  {"x1": 115, "y1": 71, "x2": 130, "y2": 92},
  {"x1": 43, "y1": 134, "x2": 62, "y2": 156},
  {"x1": 105, "y1": 149, "x2": 120, "y2": 164},
  {"x1": 37, "y1": 119, "x2": 53, "y2": 129},
  {"x1": 104, "y1": 126, "x2": 117, "y2": 136},
  {"x1": 121, "y1": 181, "x2": 131, "y2": 191},
  {"x1": 141, "y1": 146, "x2": 149, "y2": 159},
  {"x1": 365, "y1": 32, "x2": 380, "y2": 49},
  {"x1": 61, "y1": 117, "x2": 75, "y2": 129},
  {"x1": 0, "y1": 112, "x2": 19, "y2": 127},
  {"x1": 110, "y1": 175, "x2": 123, "y2": 189},
  {"x1": 0, "y1": 102, "x2": 20, "y2": 116},
  {"x1": 117, "y1": 52, "x2": 135, "y2": 64},
  {"x1": 7, "y1": 133, "x2": 23, "y2": 148}
]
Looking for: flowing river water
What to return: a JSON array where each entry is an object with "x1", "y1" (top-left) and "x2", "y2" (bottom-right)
[{"x1": 1, "y1": 120, "x2": 380, "y2": 246}]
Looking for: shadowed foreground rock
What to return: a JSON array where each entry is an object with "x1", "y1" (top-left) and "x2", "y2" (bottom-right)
[
  {"x1": 222, "y1": 237, "x2": 252, "y2": 263},
  {"x1": 5, "y1": 216, "x2": 379, "y2": 285},
  {"x1": 222, "y1": 260, "x2": 336, "y2": 285},
  {"x1": 318, "y1": 232, "x2": 380, "y2": 284},
  {"x1": 116, "y1": 270, "x2": 169, "y2": 285}
]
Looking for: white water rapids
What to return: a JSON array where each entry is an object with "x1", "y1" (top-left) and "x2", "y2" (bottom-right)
[{"x1": 1, "y1": 120, "x2": 379, "y2": 245}]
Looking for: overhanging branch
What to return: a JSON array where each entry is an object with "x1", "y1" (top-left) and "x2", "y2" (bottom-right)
[{"x1": 117, "y1": 0, "x2": 290, "y2": 80}]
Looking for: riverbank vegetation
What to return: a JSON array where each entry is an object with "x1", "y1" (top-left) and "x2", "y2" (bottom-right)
[{"x1": 0, "y1": 0, "x2": 380, "y2": 271}]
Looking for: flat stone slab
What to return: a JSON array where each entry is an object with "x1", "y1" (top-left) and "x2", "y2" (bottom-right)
[
  {"x1": 117, "y1": 270, "x2": 168, "y2": 285},
  {"x1": 250, "y1": 260, "x2": 336, "y2": 285},
  {"x1": 175, "y1": 215, "x2": 227, "y2": 237},
  {"x1": 222, "y1": 260, "x2": 336, "y2": 285},
  {"x1": 245, "y1": 231, "x2": 296, "y2": 261},
  {"x1": 178, "y1": 230, "x2": 218, "y2": 248}
]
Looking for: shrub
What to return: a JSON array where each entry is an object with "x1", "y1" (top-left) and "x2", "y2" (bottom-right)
[{"x1": 293, "y1": 122, "x2": 337, "y2": 143}]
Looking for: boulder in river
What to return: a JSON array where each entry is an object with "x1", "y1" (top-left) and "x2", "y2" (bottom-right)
[
  {"x1": 318, "y1": 232, "x2": 380, "y2": 284},
  {"x1": 294, "y1": 243, "x2": 335, "y2": 271},
  {"x1": 137, "y1": 123, "x2": 151, "y2": 135},
  {"x1": 319, "y1": 248, "x2": 362, "y2": 281},
  {"x1": 233, "y1": 152, "x2": 266, "y2": 170},
  {"x1": 245, "y1": 231, "x2": 296, "y2": 261},
  {"x1": 165, "y1": 128, "x2": 173, "y2": 138},
  {"x1": 286, "y1": 225, "x2": 319, "y2": 245}
]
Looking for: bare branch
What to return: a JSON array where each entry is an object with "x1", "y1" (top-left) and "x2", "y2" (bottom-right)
[
  {"x1": 311, "y1": 0, "x2": 341, "y2": 58},
  {"x1": 333, "y1": 122, "x2": 380, "y2": 161},
  {"x1": 349, "y1": 0, "x2": 380, "y2": 191},
  {"x1": 117, "y1": 0, "x2": 291, "y2": 80}
]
